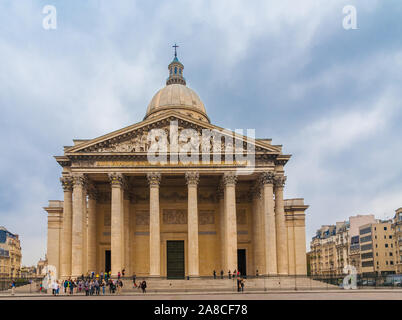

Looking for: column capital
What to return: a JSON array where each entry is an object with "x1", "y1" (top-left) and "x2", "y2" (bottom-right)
[
  {"x1": 108, "y1": 173, "x2": 125, "y2": 188},
  {"x1": 222, "y1": 172, "x2": 237, "y2": 187},
  {"x1": 72, "y1": 173, "x2": 88, "y2": 188},
  {"x1": 274, "y1": 175, "x2": 287, "y2": 188},
  {"x1": 185, "y1": 172, "x2": 199, "y2": 186},
  {"x1": 60, "y1": 175, "x2": 73, "y2": 192},
  {"x1": 259, "y1": 172, "x2": 275, "y2": 186},
  {"x1": 147, "y1": 172, "x2": 161, "y2": 187}
]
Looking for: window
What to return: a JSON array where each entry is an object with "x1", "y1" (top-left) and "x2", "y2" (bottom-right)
[
  {"x1": 174, "y1": 67, "x2": 177, "y2": 74},
  {"x1": 391, "y1": 261, "x2": 394, "y2": 265},
  {"x1": 386, "y1": 261, "x2": 388, "y2": 265},
  {"x1": 362, "y1": 261, "x2": 374, "y2": 267},
  {"x1": 384, "y1": 235, "x2": 386, "y2": 239},
  {"x1": 179, "y1": 68, "x2": 182, "y2": 74},
  {"x1": 384, "y1": 227, "x2": 387, "y2": 231},
  {"x1": 385, "y1": 244, "x2": 389, "y2": 248},
  {"x1": 360, "y1": 227, "x2": 371, "y2": 235},
  {"x1": 390, "y1": 252, "x2": 393, "y2": 256},
  {"x1": 389, "y1": 235, "x2": 392, "y2": 239}
]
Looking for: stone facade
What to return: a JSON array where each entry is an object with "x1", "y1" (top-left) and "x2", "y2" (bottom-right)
[{"x1": 44, "y1": 54, "x2": 309, "y2": 279}]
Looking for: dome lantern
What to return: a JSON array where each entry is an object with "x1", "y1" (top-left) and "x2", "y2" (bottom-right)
[{"x1": 166, "y1": 44, "x2": 186, "y2": 86}]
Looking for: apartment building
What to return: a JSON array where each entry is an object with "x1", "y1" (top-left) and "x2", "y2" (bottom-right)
[
  {"x1": 392, "y1": 208, "x2": 402, "y2": 273},
  {"x1": 309, "y1": 214, "x2": 376, "y2": 276},
  {"x1": 0, "y1": 226, "x2": 22, "y2": 278},
  {"x1": 359, "y1": 221, "x2": 396, "y2": 276}
]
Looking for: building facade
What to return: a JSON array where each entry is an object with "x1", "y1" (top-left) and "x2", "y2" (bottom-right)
[
  {"x1": 309, "y1": 215, "x2": 377, "y2": 276},
  {"x1": 44, "y1": 53, "x2": 309, "y2": 279},
  {"x1": 393, "y1": 208, "x2": 402, "y2": 273},
  {"x1": 359, "y1": 221, "x2": 396, "y2": 276},
  {"x1": 0, "y1": 227, "x2": 22, "y2": 278}
]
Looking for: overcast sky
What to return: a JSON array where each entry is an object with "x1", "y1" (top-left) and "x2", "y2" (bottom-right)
[{"x1": 1, "y1": 1, "x2": 401, "y2": 266}]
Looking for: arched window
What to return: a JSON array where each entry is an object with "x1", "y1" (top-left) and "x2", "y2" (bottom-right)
[
  {"x1": 174, "y1": 67, "x2": 177, "y2": 74},
  {"x1": 170, "y1": 68, "x2": 172, "y2": 74},
  {"x1": 179, "y1": 68, "x2": 182, "y2": 74}
]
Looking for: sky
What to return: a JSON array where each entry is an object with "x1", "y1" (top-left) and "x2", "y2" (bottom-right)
[{"x1": 0, "y1": 0, "x2": 401, "y2": 266}]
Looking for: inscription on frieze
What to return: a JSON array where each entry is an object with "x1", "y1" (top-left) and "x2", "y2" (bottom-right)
[{"x1": 163, "y1": 209, "x2": 187, "y2": 224}]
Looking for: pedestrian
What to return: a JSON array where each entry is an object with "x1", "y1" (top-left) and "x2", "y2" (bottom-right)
[
  {"x1": 213, "y1": 270, "x2": 216, "y2": 279},
  {"x1": 220, "y1": 270, "x2": 224, "y2": 279},
  {"x1": 122, "y1": 269, "x2": 125, "y2": 277},
  {"x1": 233, "y1": 269, "x2": 237, "y2": 278},
  {"x1": 56, "y1": 281, "x2": 60, "y2": 295},
  {"x1": 237, "y1": 270, "x2": 240, "y2": 278},
  {"x1": 52, "y1": 280, "x2": 57, "y2": 296},
  {"x1": 117, "y1": 271, "x2": 121, "y2": 280},
  {"x1": 101, "y1": 279, "x2": 106, "y2": 295},
  {"x1": 237, "y1": 278, "x2": 241, "y2": 292},
  {"x1": 240, "y1": 278, "x2": 245, "y2": 292},
  {"x1": 133, "y1": 273, "x2": 137, "y2": 288},
  {"x1": 141, "y1": 280, "x2": 147, "y2": 294},
  {"x1": 256, "y1": 269, "x2": 259, "y2": 277},
  {"x1": 228, "y1": 270, "x2": 231, "y2": 279},
  {"x1": 11, "y1": 281, "x2": 15, "y2": 296}
]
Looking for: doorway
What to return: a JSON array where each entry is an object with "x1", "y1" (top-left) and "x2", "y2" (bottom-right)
[
  {"x1": 237, "y1": 249, "x2": 247, "y2": 276},
  {"x1": 105, "y1": 250, "x2": 111, "y2": 274},
  {"x1": 167, "y1": 240, "x2": 185, "y2": 279}
]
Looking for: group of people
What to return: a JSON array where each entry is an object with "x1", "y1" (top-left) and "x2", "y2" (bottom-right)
[
  {"x1": 40, "y1": 271, "x2": 149, "y2": 296},
  {"x1": 213, "y1": 269, "x2": 243, "y2": 279}
]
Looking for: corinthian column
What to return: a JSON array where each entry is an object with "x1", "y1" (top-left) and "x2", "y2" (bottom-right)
[
  {"x1": 185, "y1": 172, "x2": 200, "y2": 277},
  {"x1": 260, "y1": 172, "x2": 277, "y2": 275},
  {"x1": 109, "y1": 173, "x2": 125, "y2": 277},
  {"x1": 147, "y1": 172, "x2": 161, "y2": 277},
  {"x1": 217, "y1": 182, "x2": 226, "y2": 272},
  {"x1": 274, "y1": 175, "x2": 289, "y2": 275},
  {"x1": 251, "y1": 182, "x2": 265, "y2": 275},
  {"x1": 60, "y1": 175, "x2": 73, "y2": 279},
  {"x1": 71, "y1": 173, "x2": 87, "y2": 277},
  {"x1": 223, "y1": 172, "x2": 238, "y2": 272},
  {"x1": 87, "y1": 183, "x2": 97, "y2": 274}
]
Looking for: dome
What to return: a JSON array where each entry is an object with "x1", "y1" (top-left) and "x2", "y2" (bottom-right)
[
  {"x1": 145, "y1": 84, "x2": 209, "y2": 122},
  {"x1": 144, "y1": 47, "x2": 210, "y2": 123}
]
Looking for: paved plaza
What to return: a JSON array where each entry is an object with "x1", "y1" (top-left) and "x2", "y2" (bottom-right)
[{"x1": 1, "y1": 290, "x2": 402, "y2": 300}]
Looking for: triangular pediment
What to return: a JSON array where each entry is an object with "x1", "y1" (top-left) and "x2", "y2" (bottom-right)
[{"x1": 65, "y1": 111, "x2": 281, "y2": 156}]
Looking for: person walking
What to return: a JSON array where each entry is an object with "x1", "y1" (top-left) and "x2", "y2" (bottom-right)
[
  {"x1": 213, "y1": 270, "x2": 216, "y2": 279},
  {"x1": 240, "y1": 278, "x2": 245, "y2": 292},
  {"x1": 11, "y1": 280, "x2": 15, "y2": 296},
  {"x1": 228, "y1": 270, "x2": 231, "y2": 279},
  {"x1": 220, "y1": 270, "x2": 224, "y2": 279},
  {"x1": 132, "y1": 273, "x2": 137, "y2": 288},
  {"x1": 117, "y1": 271, "x2": 121, "y2": 280}
]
